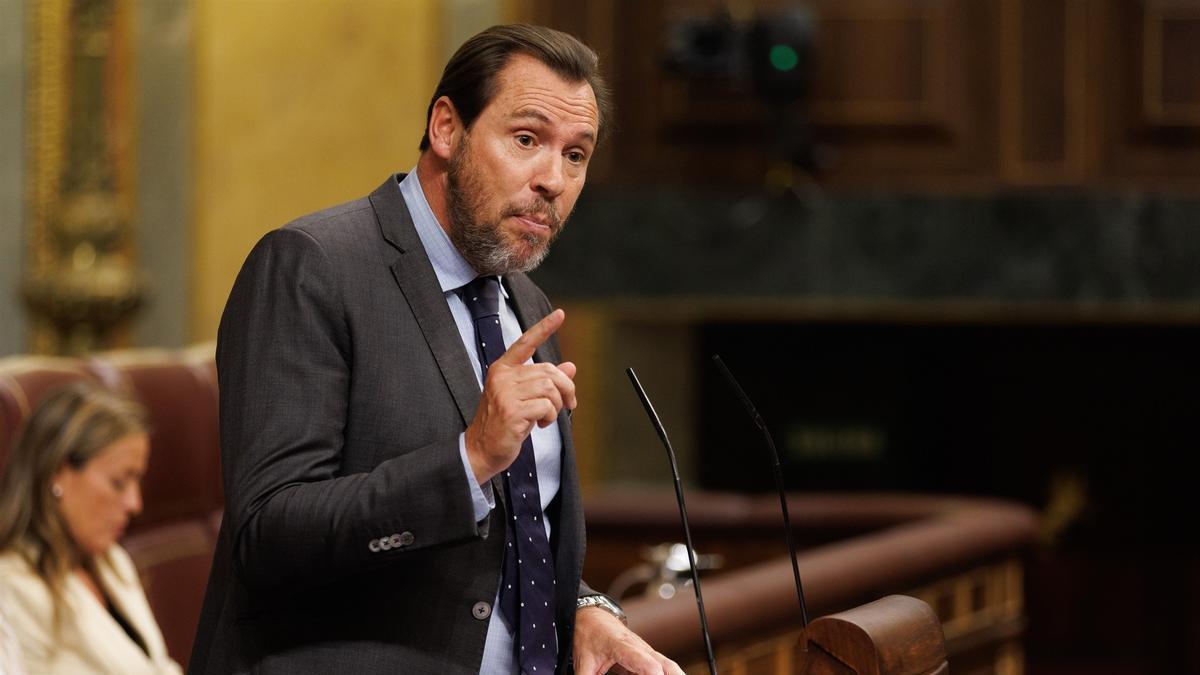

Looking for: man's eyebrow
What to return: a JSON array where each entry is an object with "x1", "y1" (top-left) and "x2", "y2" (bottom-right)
[
  {"x1": 508, "y1": 109, "x2": 552, "y2": 125},
  {"x1": 508, "y1": 108, "x2": 597, "y2": 144}
]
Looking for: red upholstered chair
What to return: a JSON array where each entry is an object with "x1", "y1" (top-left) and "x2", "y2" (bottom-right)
[{"x1": 0, "y1": 357, "x2": 100, "y2": 465}]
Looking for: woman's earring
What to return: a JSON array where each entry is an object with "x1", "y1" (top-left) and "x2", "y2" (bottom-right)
[{"x1": 51, "y1": 483, "x2": 63, "y2": 499}]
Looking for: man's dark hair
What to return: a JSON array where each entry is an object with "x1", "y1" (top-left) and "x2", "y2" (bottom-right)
[{"x1": 418, "y1": 24, "x2": 613, "y2": 152}]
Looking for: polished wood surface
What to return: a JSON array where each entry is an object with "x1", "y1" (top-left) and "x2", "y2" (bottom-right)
[{"x1": 800, "y1": 596, "x2": 948, "y2": 675}]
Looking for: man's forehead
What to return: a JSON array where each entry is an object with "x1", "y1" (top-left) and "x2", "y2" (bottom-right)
[
  {"x1": 491, "y1": 55, "x2": 599, "y2": 131},
  {"x1": 506, "y1": 89, "x2": 597, "y2": 123}
]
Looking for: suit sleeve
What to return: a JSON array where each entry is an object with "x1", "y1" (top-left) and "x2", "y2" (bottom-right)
[
  {"x1": 577, "y1": 580, "x2": 599, "y2": 600},
  {"x1": 218, "y1": 227, "x2": 485, "y2": 591}
]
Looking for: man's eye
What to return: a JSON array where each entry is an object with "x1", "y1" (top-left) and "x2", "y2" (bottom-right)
[
  {"x1": 516, "y1": 134, "x2": 534, "y2": 147},
  {"x1": 567, "y1": 151, "x2": 586, "y2": 164}
]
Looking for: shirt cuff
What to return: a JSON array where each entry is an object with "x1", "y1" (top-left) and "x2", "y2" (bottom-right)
[{"x1": 458, "y1": 432, "x2": 496, "y2": 522}]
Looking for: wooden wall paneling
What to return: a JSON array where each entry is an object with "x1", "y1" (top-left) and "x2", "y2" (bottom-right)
[
  {"x1": 1141, "y1": 0, "x2": 1200, "y2": 127},
  {"x1": 806, "y1": 0, "x2": 950, "y2": 128},
  {"x1": 999, "y1": 0, "x2": 1089, "y2": 184},
  {"x1": 525, "y1": 0, "x2": 1005, "y2": 190},
  {"x1": 1089, "y1": 0, "x2": 1123, "y2": 184},
  {"x1": 631, "y1": 0, "x2": 769, "y2": 188},
  {"x1": 524, "y1": 0, "x2": 1200, "y2": 190},
  {"x1": 603, "y1": 0, "x2": 659, "y2": 187},
  {"x1": 1092, "y1": 0, "x2": 1200, "y2": 187},
  {"x1": 804, "y1": 0, "x2": 1001, "y2": 188},
  {"x1": 600, "y1": 0, "x2": 772, "y2": 189}
]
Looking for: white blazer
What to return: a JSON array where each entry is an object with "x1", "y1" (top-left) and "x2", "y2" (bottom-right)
[
  {"x1": 0, "y1": 545, "x2": 181, "y2": 675},
  {"x1": 0, "y1": 602, "x2": 26, "y2": 675}
]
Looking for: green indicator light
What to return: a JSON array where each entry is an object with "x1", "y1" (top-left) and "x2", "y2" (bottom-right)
[{"x1": 769, "y1": 44, "x2": 799, "y2": 72}]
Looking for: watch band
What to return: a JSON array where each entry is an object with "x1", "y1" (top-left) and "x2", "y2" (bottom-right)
[{"x1": 576, "y1": 594, "x2": 628, "y2": 625}]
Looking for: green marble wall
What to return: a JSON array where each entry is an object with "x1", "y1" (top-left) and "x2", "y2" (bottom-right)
[{"x1": 533, "y1": 188, "x2": 1200, "y2": 303}]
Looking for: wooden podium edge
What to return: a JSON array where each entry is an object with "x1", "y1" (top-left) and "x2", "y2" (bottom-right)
[{"x1": 799, "y1": 595, "x2": 949, "y2": 675}]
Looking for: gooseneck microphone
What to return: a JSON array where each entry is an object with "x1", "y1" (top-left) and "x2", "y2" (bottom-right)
[
  {"x1": 711, "y1": 354, "x2": 810, "y2": 628},
  {"x1": 626, "y1": 367, "x2": 718, "y2": 675}
]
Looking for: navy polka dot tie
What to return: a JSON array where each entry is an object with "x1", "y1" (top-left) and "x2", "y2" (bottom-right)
[{"x1": 460, "y1": 276, "x2": 557, "y2": 674}]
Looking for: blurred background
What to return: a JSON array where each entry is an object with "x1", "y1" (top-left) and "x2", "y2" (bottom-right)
[{"x1": 1, "y1": 0, "x2": 1199, "y2": 673}]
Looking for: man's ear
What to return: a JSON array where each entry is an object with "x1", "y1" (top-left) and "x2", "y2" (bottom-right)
[{"x1": 427, "y1": 96, "x2": 461, "y2": 161}]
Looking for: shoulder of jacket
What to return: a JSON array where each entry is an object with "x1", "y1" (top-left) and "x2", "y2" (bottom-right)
[
  {"x1": 0, "y1": 549, "x2": 33, "y2": 578},
  {"x1": 0, "y1": 551, "x2": 53, "y2": 616},
  {"x1": 283, "y1": 197, "x2": 376, "y2": 240}
]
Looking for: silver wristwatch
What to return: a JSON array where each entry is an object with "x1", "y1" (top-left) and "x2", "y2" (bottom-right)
[{"x1": 576, "y1": 594, "x2": 627, "y2": 625}]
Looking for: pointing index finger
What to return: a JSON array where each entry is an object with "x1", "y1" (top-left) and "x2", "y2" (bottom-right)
[{"x1": 495, "y1": 309, "x2": 565, "y2": 367}]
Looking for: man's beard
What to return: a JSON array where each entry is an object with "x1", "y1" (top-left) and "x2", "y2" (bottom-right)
[{"x1": 446, "y1": 135, "x2": 565, "y2": 276}]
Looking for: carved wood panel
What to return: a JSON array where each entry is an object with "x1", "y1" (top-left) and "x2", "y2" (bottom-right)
[
  {"x1": 523, "y1": 0, "x2": 997, "y2": 189},
  {"x1": 521, "y1": 0, "x2": 1200, "y2": 190},
  {"x1": 1091, "y1": 0, "x2": 1200, "y2": 187},
  {"x1": 999, "y1": 0, "x2": 1089, "y2": 184},
  {"x1": 1141, "y1": 0, "x2": 1200, "y2": 127},
  {"x1": 807, "y1": 0, "x2": 950, "y2": 128}
]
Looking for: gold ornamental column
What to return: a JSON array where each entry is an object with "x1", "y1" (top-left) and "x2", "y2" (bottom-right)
[{"x1": 23, "y1": 0, "x2": 143, "y2": 355}]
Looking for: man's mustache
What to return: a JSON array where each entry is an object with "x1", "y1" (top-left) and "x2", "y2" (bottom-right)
[{"x1": 503, "y1": 199, "x2": 562, "y2": 233}]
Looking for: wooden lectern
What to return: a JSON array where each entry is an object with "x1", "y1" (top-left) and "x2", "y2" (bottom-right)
[
  {"x1": 798, "y1": 595, "x2": 948, "y2": 675},
  {"x1": 606, "y1": 490, "x2": 1035, "y2": 674}
]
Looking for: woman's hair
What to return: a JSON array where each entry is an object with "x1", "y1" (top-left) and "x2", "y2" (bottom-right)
[{"x1": 0, "y1": 381, "x2": 147, "y2": 625}]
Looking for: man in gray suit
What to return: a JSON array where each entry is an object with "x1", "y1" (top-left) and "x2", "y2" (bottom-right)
[{"x1": 189, "y1": 23, "x2": 683, "y2": 675}]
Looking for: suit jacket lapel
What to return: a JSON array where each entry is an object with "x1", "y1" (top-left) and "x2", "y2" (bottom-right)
[{"x1": 370, "y1": 175, "x2": 480, "y2": 428}]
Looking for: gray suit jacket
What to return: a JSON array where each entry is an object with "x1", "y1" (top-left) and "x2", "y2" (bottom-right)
[{"x1": 188, "y1": 176, "x2": 588, "y2": 674}]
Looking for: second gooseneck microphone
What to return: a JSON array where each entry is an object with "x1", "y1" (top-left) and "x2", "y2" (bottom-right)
[
  {"x1": 711, "y1": 354, "x2": 810, "y2": 628},
  {"x1": 626, "y1": 367, "x2": 718, "y2": 675}
]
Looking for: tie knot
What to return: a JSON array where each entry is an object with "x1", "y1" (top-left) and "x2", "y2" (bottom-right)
[{"x1": 460, "y1": 276, "x2": 501, "y2": 321}]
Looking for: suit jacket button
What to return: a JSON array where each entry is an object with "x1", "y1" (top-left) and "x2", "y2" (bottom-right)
[
  {"x1": 399, "y1": 531, "x2": 415, "y2": 546},
  {"x1": 368, "y1": 539, "x2": 381, "y2": 553},
  {"x1": 389, "y1": 533, "x2": 403, "y2": 548},
  {"x1": 379, "y1": 537, "x2": 392, "y2": 551},
  {"x1": 472, "y1": 601, "x2": 492, "y2": 620}
]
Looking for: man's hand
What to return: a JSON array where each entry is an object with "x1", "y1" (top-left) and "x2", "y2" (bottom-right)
[
  {"x1": 465, "y1": 309, "x2": 577, "y2": 485},
  {"x1": 573, "y1": 606, "x2": 684, "y2": 675}
]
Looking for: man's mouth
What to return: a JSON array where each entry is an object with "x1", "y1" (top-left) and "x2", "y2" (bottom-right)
[
  {"x1": 507, "y1": 208, "x2": 563, "y2": 242},
  {"x1": 515, "y1": 214, "x2": 551, "y2": 230},
  {"x1": 504, "y1": 199, "x2": 561, "y2": 235}
]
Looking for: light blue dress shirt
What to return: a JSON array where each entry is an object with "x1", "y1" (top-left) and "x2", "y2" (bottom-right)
[{"x1": 398, "y1": 170, "x2": 563, "y2": 674}]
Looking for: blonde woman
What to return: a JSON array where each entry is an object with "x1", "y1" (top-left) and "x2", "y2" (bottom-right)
[{"x1": 0, "y1": 383, "x2": 181, "y2": 674}]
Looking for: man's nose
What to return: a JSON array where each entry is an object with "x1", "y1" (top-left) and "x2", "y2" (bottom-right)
[{"x1": 531, "y1": 152, "x2": 566, "y2": 199}]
